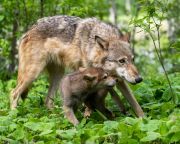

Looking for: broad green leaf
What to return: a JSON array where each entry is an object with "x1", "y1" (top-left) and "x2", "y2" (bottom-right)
[
  {"x1": 24, "y1": 122, "x2": 41, "y2": 131},
  {"x1": 0, "y1": 15, "x2": 4, "y2": 21},
  {"x1": 8, "y1": 109, "x2": 18, "y2": 118},
  {"x1": 10, "y1": 127, "x2": 25, "y2": 140},
  {"x1": 127, "y1": 139, "x2": 139, "y2": 144},
  {"x1": 124, "y1": 117, "x2": 140, "y2": 125},
  {"x1": 140, "y1": 120, "x2": 161, "y2": 132},
  {"x1": 56, "y1": 129, "x2": 77, "y2": 139},
  {"x1": 39, "y1": 129, "x2": 53, "y2": 136},
  {"x1": 24, "y1": 122, "x2": 55, "y2": 132},
  {"x1": 103, "y1": 121, "x2": 119, "y2": 133},
  {"x1": 168, "y1": 125, "x2": 180, "y2": 133},
  {"x1": 0, "y1": 126, "x2": 7, "y2": 133},
  {"x1": 170, "y1": 132, "x2": 180, "y2": 143},
  {"x1": 150, "y1": 0, "x2": 154, "y2": 3},
  {"x1": 9, "y1": 123, "x2": 17, "y2": 131},
  {"x1": 159, "y1": 121, "x2": 168, "y2": 136},
  {"x1": 36, "y1": 141, "x2": 45, "y2": 144},
  {"x1": 140, "y1": 132, "x2": 161, "y2": 142}
]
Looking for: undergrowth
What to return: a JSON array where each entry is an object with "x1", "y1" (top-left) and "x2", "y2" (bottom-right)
[{"x1": 0, "y1": 72, "x2": 179, "y2": 143}]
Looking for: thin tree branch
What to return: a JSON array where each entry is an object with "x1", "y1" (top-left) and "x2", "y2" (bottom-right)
[
  {"x1": 22, "y1": 0, "x2": 28, "y2": 31},
  {"x1": 152, "y1": 16, "x2": 163, "y2": 58},
  {"x1": 40, "y1": 0, "x2": 44, "y2": 17},
  {"x1": 148, "y1": 29, "x2": 175, "y2": 104}
]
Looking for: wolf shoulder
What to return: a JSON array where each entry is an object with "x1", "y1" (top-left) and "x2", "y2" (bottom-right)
[
  {"x1": 28, "y1": 15, "x2": 98, "y2": 42},
  {"x1": 30, "y1": 15, "x2": 80, "y2": 41}
]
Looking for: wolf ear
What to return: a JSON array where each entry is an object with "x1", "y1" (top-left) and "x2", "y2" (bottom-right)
[
  {"x1": 83, "y1": 74, "x2": 96, "y2": 81},
  {"x1": 120, "y1": 33, "x2": 131, "y2": 42},
  {"x1": 95, "y1": 36, "x2": 109, "y2": 50}
]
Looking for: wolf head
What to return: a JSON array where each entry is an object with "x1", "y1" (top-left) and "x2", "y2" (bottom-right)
[
  {"x1": 89, "y1": 34, "x2": 142, "y2": 84},
  {"x1": 78, "y1": 19, "x2": 142, "y2": 84},
  {"x1": 82, "y1": 67, "x2": 117, "y2": 88},
  {"x1": 102, "y1": 34, "x2": 142, "y2": 84}
]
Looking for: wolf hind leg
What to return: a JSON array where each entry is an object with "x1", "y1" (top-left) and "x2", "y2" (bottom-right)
[
  {"x1": 10, "y1": 61, "x2": 46, "y2": 110},
  {"x1": 17, "y1": 73, "x2": 29, "y2": 101},
  {"x1": 45, "y1": 64, "x2": 64, "y2": 109},
  {"x1": 21, "y1": 88, "x2": 29, "y2": 100}
]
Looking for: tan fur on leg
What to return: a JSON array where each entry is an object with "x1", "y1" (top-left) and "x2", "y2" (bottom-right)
[{"x1": 117, "y1": 80, "x2": 144, "y2": 117}]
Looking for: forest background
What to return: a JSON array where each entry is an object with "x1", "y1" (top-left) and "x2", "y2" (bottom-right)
[{"x1": 0, "y1": 0, "x2": 179, "y2": 143}]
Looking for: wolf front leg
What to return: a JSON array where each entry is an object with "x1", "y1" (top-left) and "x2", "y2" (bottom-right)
[
  {"x1": 63, "y1": 105, "x2": 79, "y2": 126},
  {"x1": 116, "y1": 80, "x2": 144, "y2": 117},
  {"x1": 108, "y1": 88, "x2": 126, "y2": 114}
]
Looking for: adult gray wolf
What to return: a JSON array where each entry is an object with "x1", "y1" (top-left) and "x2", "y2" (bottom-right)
[{"x1": 10, "y1": 15, "x2": 143, "y2": 115}]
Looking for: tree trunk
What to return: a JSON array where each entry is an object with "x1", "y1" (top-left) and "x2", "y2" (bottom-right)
[
  {"x1": 9, "y1": 10, "x2": 19, "y2": 72},
  {"x1": 131, "y1": 2, "x2": 140, "y2": 56},
  {"x1": 22, "y1": 0, "x2": 28, "y2": 31},
  {"x1": 125, "y1": 0, "x2": 131, "y2": 14},
  {"x1": 40, "y1": 0, "x2": 44, "y2": 17},
  {"x1": 109, "y1": 0, "x2": 117, "y2": 25}
]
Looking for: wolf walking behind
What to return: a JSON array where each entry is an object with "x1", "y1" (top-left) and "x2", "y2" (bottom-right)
[{"x1": 10, "y1": 15, "x2": 144, "y2": 117}]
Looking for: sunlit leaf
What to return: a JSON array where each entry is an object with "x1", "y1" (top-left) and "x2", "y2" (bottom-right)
[
  {"x1": 10, "y1": 127, "x2": 25, "y2": 140},
  {"x1": 140, "y1": 131, "x2": 161, "y2": 142}
]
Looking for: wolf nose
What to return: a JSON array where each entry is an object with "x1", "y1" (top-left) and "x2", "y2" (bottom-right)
[{"x1": 135, "y1": 77, "x2": 143, "y2": 83}]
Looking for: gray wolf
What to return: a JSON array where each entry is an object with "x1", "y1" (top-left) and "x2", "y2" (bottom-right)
[
  {"x1": 10, "y1": 15, "x2": 142, "y2": 111},
  {"x1": 60, "y1": 67, "x2": 116, "y2": 125}
]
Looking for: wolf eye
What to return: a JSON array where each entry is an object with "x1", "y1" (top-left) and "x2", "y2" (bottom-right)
[{"x1": 119, "y1": 59, "x2": 126, "y2": 64}]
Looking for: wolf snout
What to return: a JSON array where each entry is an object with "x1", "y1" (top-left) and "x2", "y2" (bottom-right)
[{"x1": 135, "y1": 76, "x2": 143, "y2": 83}]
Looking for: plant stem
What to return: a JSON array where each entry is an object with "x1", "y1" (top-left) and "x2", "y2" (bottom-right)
[{"x1": 148, "y1": 28, "x2": 175, "y2": 104}]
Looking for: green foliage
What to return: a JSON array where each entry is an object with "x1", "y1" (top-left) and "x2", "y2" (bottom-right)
[{"x1": 0, "y1": 72, "x2": 180, "y2": 143}]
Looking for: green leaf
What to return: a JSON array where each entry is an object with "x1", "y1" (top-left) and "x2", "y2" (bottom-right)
[
  {"x1": 170, "y1": 132, "x2": 180, "y2": 143},
  {"x1": 163, "y1": 85, "x2": 180, "y2": 104},
  {"x1": 56, "y1": 129, "x2": 77, "y2": 140},
  {"x1": 140, "y1": 120, "x2": 161, "y2": 132},
  {"x1": 9, "y1": 123, "x2": 17, "y2": 131},
  {"x1": 24, "y1": 122, "x2": 55, "y2": 132},
  {"x1": 149, "y1": 0, "x2": 154, "y2": 3},
  {"x1": 103, "y1": 121, "x2": 119, "y2": 132},
  {"x1": 141, "y1": 132, "x2": 161, "y2": 142},
  {"x1": 127, "y1": 139, "x2": 139, "y2": 144},
  {"x1": 0, "y1": 126, "x2": 7, "y2": 133},
  {"x1": 36, "y1": 141, "x2": 45, "y2": 144},
  {"x1": 39, "y1": 129, "x2": 53, "y2": 136},
  {"x1": 0, "y1": 15, "x2": 4, "y2": 21},
  {"x1": 168, "y1": 125, "x2": 180, "y2": 133},
  {"x1": 124, "y1": 117, "x2": 140, "y2": 125},
  {"x1": 24, "y1": 122, "x2": 40, "y2": 131},
  {"x1": 10, "y1": 127, "x2": 25, "y2": 140},
  {"x1": 159, "y1": 122, "x2": 168, "y2": 136},
  {"x1": 8, "y1": 109, "x2": 19, "y2": 118}
]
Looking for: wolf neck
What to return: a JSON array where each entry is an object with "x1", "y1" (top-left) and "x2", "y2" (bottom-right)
[{"x1": 73, "y1": 18, "x2": 120, "y2": 68}]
